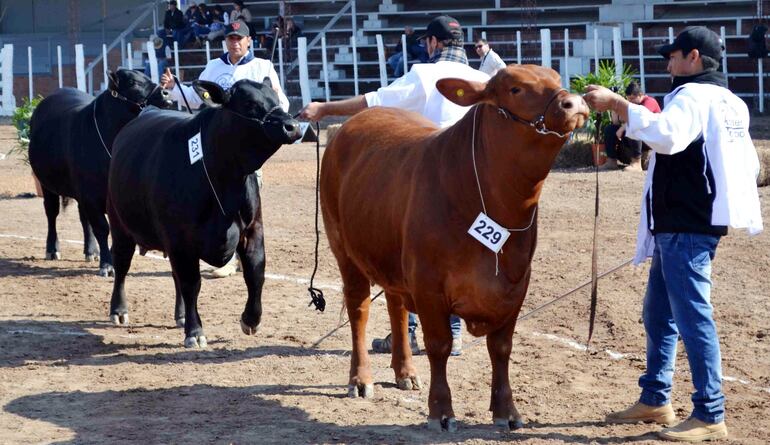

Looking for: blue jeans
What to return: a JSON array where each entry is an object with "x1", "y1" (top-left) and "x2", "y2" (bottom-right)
[
  {"x1": 408, "y1": 312, "x2": 461, "y2": 339},
  {"x1": 639, "y1": 233, "x2": 724, "y2": 423},
  {"x1": 387, "y1": 52, "x2": 405, "y2": 77}
]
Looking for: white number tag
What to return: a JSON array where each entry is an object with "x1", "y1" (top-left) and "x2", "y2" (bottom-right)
[
  {"x1": 468, "y1": 212, "x2": 510, "y2": 253},
  {"x1": 188, "y1": 132, "x2": 203, "y2": 165}
]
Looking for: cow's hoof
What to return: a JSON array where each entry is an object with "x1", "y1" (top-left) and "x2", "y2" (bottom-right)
[
  {"x1": 396, "y1": 376, "x2": 422, "y2": 391},
  {"x1": 347, "y1": 383, "x2": 374, "y2": 399},
  {"x1": 175, "y1": 317, "x2": 185, "y2": 328},
  {"x1": 85, "y1": 253, "x2": 99, "y2": 262},
  {"x1": 98, "y1": 265, "x2": 114, "y2": 277},
  {"x1": 184, "y1": 335, "x2": 208, "y2": 348},
  {"x1": 46, "y1": 252, "x2": 61, "y2": 260},
  {"x1": 240, "y1": 318, "x2": 258, "y2": 335},
  {"x1": 494, "y1": 416, "x2": 524, "y2": 430},
  {"x1": 110, "y1": 313, "x2": 129, "y2": 325},
  {"x1": 427, "y1": 416, "x2": 457, "y2": 432}
]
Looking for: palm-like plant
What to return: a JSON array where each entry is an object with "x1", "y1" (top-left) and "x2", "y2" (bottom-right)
[{"x1": 570, "y1": 60, "x2": 637, "y2": 144}]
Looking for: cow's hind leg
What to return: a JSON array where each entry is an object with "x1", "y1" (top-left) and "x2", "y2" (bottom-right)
[
  {"x1": 341, "y1": 261, "x2": 374, "y2": 398},
  {"x1": 77, "y1": 202, "x2": 99, "y2": 262},
  {"x1": 88, "y1": 210, "x2": 114, "y2": 277},
  {"x1": 108, "y1": 220, "x2": 135, "y2": 326},
  {"x1": 385, "y1": 293, "x2": 421, "y2": 391},
  {"x1": 42, "y1": 188, "x2": 61, "y2": 260},
  {"x1": 168, "y1": 252, "x2": 205, "y2": 348},
  {"x1": 172, "y1": 273, "x2": 186, "y2": 328},
  {"x1": 419, "y1": 307, "x2": 457, "y2": 432},
  {"x1": 487, "y1": 321, "x2": 524, "y2": 430}
]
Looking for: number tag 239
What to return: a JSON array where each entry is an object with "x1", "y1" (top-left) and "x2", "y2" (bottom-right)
[{"x1": 468, "y1": 213, "x2": 510, "y2": 253}]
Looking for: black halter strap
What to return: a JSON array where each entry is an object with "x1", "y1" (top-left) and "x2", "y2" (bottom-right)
[
  {"x1": 496, "y1": 87, "x2": 571, "y2": 138},
  {"x1": 108, "y1": 83, "x2": 161, "y2": 111},
  {"x1": 225, "y1": 105, "x2": 283, "y2": 126}
]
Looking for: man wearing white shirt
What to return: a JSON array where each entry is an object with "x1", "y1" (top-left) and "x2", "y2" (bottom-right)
[
  {"x1": 475, "y1": 39, "x2": 506, "y2": 76},
  {"x1": 161, "y1": 21, "x2": 288, "y2": 278},
  {"x1": 585, "y1": 26, "x2": 762, "y2": 442},
  {"x1": 300, "y1": 15, "x2": 489, "y2": 357}
]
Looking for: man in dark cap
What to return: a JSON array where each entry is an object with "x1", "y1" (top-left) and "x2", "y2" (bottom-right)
[
  {"x1": 300, "y1": 15, "x2": 490, "y2": 356},
  {"x1": 584, "y1": 26, "x2": 762, "y2": 442},
  {"x1": 160, "y1": 20, "x2": 289, "y2": 278}
]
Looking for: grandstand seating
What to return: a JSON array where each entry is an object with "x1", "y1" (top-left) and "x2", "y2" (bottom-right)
[{"x1": 162, "y1": 0, "x2": 768, "y2": 109}]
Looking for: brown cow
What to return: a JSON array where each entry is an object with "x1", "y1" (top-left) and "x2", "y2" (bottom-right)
[{"x1": 321, "y1": 64, "x2": 588, "y2": 432}]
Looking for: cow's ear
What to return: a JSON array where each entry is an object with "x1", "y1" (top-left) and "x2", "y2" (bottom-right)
[
  {"x1": 192, "y1": 80, "x2": 229, "y2": 106},
  {"x1": 262, "y1": 76, "x2": 273, "y2": 89},
  {"x1": 108, "y1": 71, "x2": 119, "y2": 90},
  {"x1": 436, "y1": 78, "x2": 488, "y2": 107}
]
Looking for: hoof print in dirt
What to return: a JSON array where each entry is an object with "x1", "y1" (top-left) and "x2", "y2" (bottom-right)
[
  {"x1": 347, "y1": 383, "x2": 374, "y2": 398},
  {"x1": 427, "y1": 416, "x2": 457, "y2": 432},
  {"x1": 184, "y1": 335, "x2": 208, "y2": 348}
]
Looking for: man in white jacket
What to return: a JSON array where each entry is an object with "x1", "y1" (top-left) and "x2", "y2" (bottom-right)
[
  {"x1": 161, "y1": 21, "x2": 288, "y2": 278},
  {"x1": 585, "y1": 26, "x2": 762, "y2": 442}
]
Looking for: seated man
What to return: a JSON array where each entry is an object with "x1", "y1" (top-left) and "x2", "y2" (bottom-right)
[{"x1": 602, "y1": 81, "x2": 661, "y2": 171}]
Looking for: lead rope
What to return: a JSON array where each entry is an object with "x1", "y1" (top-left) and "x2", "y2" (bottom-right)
[
  {"x1": 175, "y1": 75, "x2": 226, "y2": 217},
  {"x1": 587, "y1": 112, "x2": 603, "y2": 346},
  {"x1": 307, "y1": 121, "x2": 327, "y2": 312},
  {"x1": 470, "y1": 105, "x2": 537, "y2": 275},
  {"x1": 92, "y1": 100, "x2": 112, "y2": 159}
]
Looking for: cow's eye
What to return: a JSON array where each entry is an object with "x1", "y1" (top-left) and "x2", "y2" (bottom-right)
[{"x1": 510, "y1": 87, "x2": 520, "y2": 94}]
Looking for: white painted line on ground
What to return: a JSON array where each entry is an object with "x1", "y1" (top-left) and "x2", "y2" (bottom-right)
[{"x1": 3, "y1": 231, "x2": 768, "y2": 393}]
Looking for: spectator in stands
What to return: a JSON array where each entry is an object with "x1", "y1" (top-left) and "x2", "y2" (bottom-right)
[
  {"x1": 184, "y1": 2, "x2": 198, "y2": 24},
  {"x1": 585, "y1": 25, "x2": 763, "y2": 442},
  {"x1": 231, "y1": 0, "x2": 252, "y2": 23},
  {"x1": 144, "y1": 35, "x2": 171, "y2": 78},
  {"x1": 204, "y1": 5, "x2": 228, "y2": 42},
  {"x1": 475, "y1": 38, "x2": 506, "y2": 76},
  {"x1": 160, "y1": 0, "x2": 191, "y2": 47},
  {"x1": 601, "y1": 81, "x2": 661, "y2": 171},
  {"x1": 160, "y1": 20, "x2": 288, "y2": 279},
  {"x1": 387, "y1": 26, "x2": 428, "y2": 77},
  {"x1": 300, "y1": 15, "x2": 490, "y2": 357}
]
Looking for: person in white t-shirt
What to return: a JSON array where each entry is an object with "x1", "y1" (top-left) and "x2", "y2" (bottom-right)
[
  {"x1": 475, "y1": 38, "x2": 506, "y2": 76},
  {"x1": 161, "y1": 20, "x2": 288, "y2": 279}
]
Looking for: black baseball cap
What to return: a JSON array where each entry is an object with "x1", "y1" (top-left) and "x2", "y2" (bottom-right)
[
  {"x1": 225, "y1": 20, "x2": 250, "y2": 38},
  {"x1": 657, "y1": 26, "x2": 723, "y2": 60},
  {"x1": 417, "y1": 15, "x2": 464, "y2": 41}
]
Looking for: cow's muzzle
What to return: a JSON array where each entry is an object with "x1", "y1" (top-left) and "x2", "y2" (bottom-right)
[{"x1": 265, "y1": 116, "x2": 302, "y2": 144}]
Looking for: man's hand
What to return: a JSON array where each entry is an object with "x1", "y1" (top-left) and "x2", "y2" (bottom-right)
[
  {"x1": 160, "y1": 68, "x2": 175, "y2": 89},
  {"x1": 299, "y1": 102, "x2": 326, "y2": 122},
  {"x1": 584, "y1": 84, "x2": 629, "y2": 123}
]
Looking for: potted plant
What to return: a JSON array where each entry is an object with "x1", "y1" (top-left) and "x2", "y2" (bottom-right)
[
  {"x1": 570, "y1": 60, "x2": 637, "y2": 166},
  {"x1": 9, "y1": 96, "x2": 43, "y2": 195}
]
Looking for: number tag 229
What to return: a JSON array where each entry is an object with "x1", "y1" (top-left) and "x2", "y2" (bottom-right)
[{"x1": 468, "y1": 213, "x2": 510, "y2": 253}]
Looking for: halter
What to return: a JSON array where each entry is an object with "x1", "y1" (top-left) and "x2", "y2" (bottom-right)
[
  {"x1": 496, "y1": 87, "x2": 571, "y2": 138},
  {"x1": 108, "y1": 83, "x2": 163, "y2": 111},
  {"x1": 225, "y1": 105, "x2": 284, "y2": 126}
]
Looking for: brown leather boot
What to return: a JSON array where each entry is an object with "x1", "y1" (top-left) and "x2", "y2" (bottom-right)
[
  {"x1": 605, "y1": 401, "x2": 677, "y2": 426},
  {"x1": 658, "y1": 417, "x2": 728, "y2": 442}
]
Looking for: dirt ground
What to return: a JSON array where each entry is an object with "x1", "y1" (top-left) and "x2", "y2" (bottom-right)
[{"x1": 0, "y1": 120, "x2": 768, "y2": 445}]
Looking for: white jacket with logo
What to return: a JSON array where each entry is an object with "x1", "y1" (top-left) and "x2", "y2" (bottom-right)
[{"x1": 626, "y1": 81, "x2": 763, "y2": 265}]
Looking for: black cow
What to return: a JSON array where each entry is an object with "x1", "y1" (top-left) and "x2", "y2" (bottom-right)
[
  {"x1": 107, "y1": 78, "x2": 301, "y2": 346},
  {"x1": 29, "y1": 69, "x2": 172, "y2": 276}
]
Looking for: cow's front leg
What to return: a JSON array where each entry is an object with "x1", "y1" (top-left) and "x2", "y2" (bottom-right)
[
  {"x1": 419, "y1": 308, "x2": 456, "y2": 432},
  {"x1": 172, "y1": 273, "x2": 186, "y2": 328},
  {"x1": 87, "y1": 208, "x2": 114, "y2": 277},
  {"x1": 385, "y1": 293, "x2": 421, "y2": 390},
  {"x1": 237, "y1": 220, "x2": 264, "y2": 336},
  {"x1": 487, "y1": 321, "x2": 524, "y2": 430},
  {"x1": 169, "y1": 252, "x2": 205, "y2": 348},
  {"x1": 108, "y1": 219, "x2": 135, "y2": 326}
]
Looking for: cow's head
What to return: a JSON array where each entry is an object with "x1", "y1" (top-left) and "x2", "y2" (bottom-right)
[
  {"x1": 437, "y1": 64, "x2": 588, "y2": 137},
  {"x1": 193, "y1": 78, "x2": 302, "y2": 145},
  {"x1": 107, "y1": 69, "x2": 172, "y2": 110}
]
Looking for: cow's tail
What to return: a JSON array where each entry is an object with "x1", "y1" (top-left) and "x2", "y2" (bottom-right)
[{"x1": 60, "y1": 197, "x2": 72, "y2": 210}]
